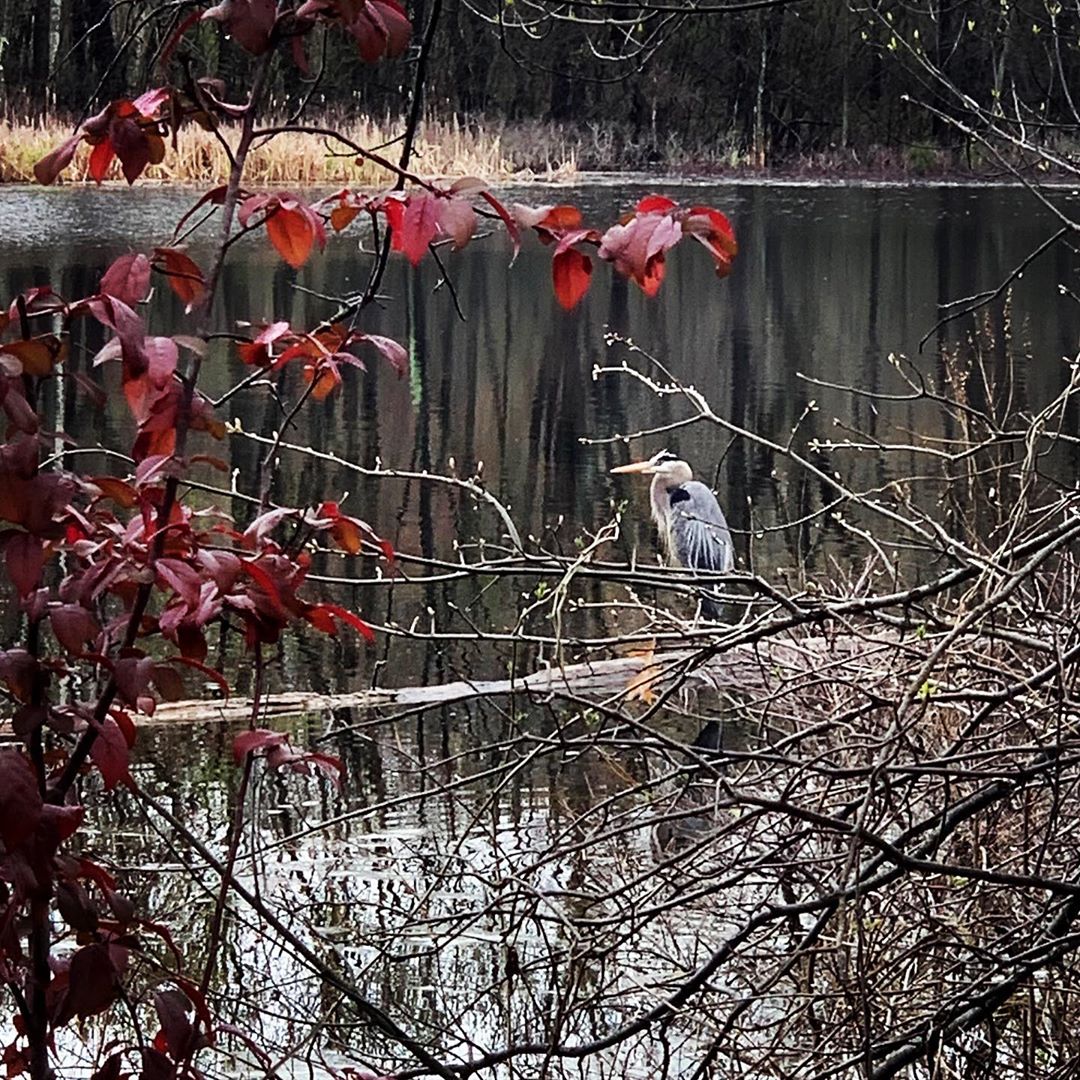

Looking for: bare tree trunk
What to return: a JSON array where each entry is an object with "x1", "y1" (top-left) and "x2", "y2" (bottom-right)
[
  {"x1": 29, "y1": 0, "x2": 49, "y2": 115},
  {"x1": 753, "y1": 14, "x2": 768, "y2": 167}
]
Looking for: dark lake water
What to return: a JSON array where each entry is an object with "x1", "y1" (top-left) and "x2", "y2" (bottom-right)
[
  {"x1": 3, "y1": 180, "x2": 1079, "y2": 1076},
  {"x1": 6, "y1": 181, "x2": 1080, "y2": 687}
]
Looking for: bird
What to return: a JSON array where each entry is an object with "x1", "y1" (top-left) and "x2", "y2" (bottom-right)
[{"x1": 611, "y1": 449, "x2": 733, "y2": 618}]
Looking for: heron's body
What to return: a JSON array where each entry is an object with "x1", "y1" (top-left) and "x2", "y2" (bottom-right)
[
  {"x1": 650, "y1": 475, "x2": 734, "y2": 575},
  {"x1": 612, "y1": 451, "x2": 734, "y2": 617}
]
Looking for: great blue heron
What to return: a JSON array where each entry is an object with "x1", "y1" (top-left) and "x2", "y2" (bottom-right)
[{"x1": 611, "y1": 450, "x2": 733, "y2": 617}]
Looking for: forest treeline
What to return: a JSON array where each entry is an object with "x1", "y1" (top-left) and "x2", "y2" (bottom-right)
[{"x1": 2, "y1": 0, "x2": 1076, "y2": 167}]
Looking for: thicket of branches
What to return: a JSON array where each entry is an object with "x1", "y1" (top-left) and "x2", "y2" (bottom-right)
[{"x1": 4, "y1": 0, "x2": 1080, "y2": 163}]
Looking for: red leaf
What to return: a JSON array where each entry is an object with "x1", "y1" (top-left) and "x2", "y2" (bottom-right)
[
  {"x1": 132, "y1": 87, "x2": 170, "y2": 118},
  {"x1": 0, "y1": 337, "x2": 65, "y2": 377},
  {"x1": 156, "y1": 558, "x2": 203, "y2": 605},
  {"x1": 598, "y1": 211, "x2": 682, "y2": 297},
  {"x1": 480, "y1": 191, "x2": 521, "y2": 264},
  {"x1": 242, "y1": 507, "x2": 293, "y2": 549},
  {"x1": 88, "y1": 139, "x2": 115, "y2": 183},
  {"x1": 635, "y1": 194, "x2": 678, "y2": 214},
  {"x1": 237, "y1": 321, "x2": 290, "y2": 367},
  {"x1": 100, "y1": 253, "x2": 152, "y2": 307},
  {"x1": 439, "y1": 198, "x2": 477, "y2": 250},
  {"x1": 0, "y1": 751, "x2": 43, "y2": 849},
  {"x1": 356, "y1": 333, "x2": 407, "y2": 375},
  {"x1": 233, "y1": 728, "x2": 288, "y2": 764},
  {"x1": 305, "y1": 603, "x2": 375, "y2": 642},
  {"x1": 153, "y1": 248, "x2": 207, "y2": 312},
  {"x1": 42, "y1": 804, "x2": 85, "y2": 844},
  {"x1": 176, "y1": 624, "x2": 209, "y2": 663},
  {"x1": 202, "y1": 0, "x2": 278, "y2": 54},
  {"x1": 683, "y1": 205, "x2": 739, "y2": 278},
  {"x1": 170, "y1": 975, "x2": 215, "y2": 1042},
  {"x1": 385, "y1": 193, "x2": 440, "y2": 266},
  {"x1": 266, "y1": 205, "x2": 316, "y2": 269},
  {"x1": 89, "y1": 476, "x2": 139, "y2": 508},
  {"x1": 34, "y1": 133, "x2": 83, "y2": 186},
  {"x1": 168, "y1": 656, "x2": 230, "y2": 700},
  {"x1": 241, "y1": 559, "x2": 286, "y2": 619},
  {"x1": 113, "y1": 655, "x2": 155, "y2": 710},
  {"x1": 83, "y1": 294, "x2": 148, "y2": 376},
  {"x1": 303, "y1": 359, "x2": 342, "y2": 399},
  {"x1": 57, "y1": 880, "x2": 99, "y2": 933},
  {"x1": 6, "y1": 285, "x2": 65, "y2": 321},
  {"x1": 552, "y1": 247, "x2": 593, "y2": 310},
  {"x1": 291, "y1": 30, "x2": 310, "y2": 73},
  {"x1": 140, "y1": 1048, "x2": 174, "y2": 1080},
  {"x1": 172, "y1": 185, "x2": 230, "y2": 241},
  {"x1": 539, "y1": 205, "x2": 583, "y2": 231},
  {"x1": 511, "y1": 203, "x2": 554, "y2": 230},
  {"x1": 330, "y1": 201, "x2": 360, "y2": 232},
  {"x1": 0, "y1": 649, "x2": 38, "y2": 703},
  {"x1": 346, "y1": 0, "x2": 412, "y2": 61},
  {"x1": 159, "y1": 10, "x2": 203, "y2": 70}
]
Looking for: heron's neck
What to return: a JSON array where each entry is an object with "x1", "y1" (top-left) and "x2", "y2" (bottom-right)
[{"x1": 649, "y1": 474, "x2": 671, "y2": 526}]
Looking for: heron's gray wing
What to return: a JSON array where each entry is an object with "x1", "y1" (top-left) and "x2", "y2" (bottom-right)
[{"x1": 668, "y1": 481, "x2": 734, "y2": 573}]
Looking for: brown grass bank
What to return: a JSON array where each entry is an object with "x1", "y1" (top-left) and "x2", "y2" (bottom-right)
[
  {"x1": 0, "y1": 114, "x2": 582, "y2": 186},
  {"x1": 2, "y1": 112, "x2": 1049, "y2": 186}
]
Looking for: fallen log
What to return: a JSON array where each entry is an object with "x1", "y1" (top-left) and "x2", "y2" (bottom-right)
[{"x1": 119, "y1": 631, "x2": 903, "y2": 727}]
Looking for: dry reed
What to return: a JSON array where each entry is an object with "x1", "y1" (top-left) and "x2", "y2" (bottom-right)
[{"x1": 0, "y1": 114, "x2": 580, "y2": 186}]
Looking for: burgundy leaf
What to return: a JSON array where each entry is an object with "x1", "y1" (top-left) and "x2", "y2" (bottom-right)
[
  {"x1": 110, "y1": 118, "x2": 152, "y2": 184},
  {"x1": 49, "y1": 604, "x2": 101, "y2": 655},
  {"x1": 132, "y1": 87, "x2": 170, "y2": 118},
  {"x1": 154, "y1": 989, "x2": 194, "y2": 1061},
  {"x1": 140, "y1": 1048, "x2": 176, "y2": 1080},
  {"x1": 439, "y1": 198, "x2": 477, "y2": 250},
  {"x1": 202, "y1": 0, "x2": 278, "y2": 54},
  {"x1": 5, "y1": 532, "x2": 45, "y2": 597},
  {"x1": 0, "y1": 648, "x2": 39, "y2": 702},
  {"x1": 57, "y1": 880, "x2": 99, "y2": 932},
  {"x1": 89, "y1": 716, "x2": 134, "y2": 791},
  {"x1": 0, "y1": 751, "x2": 43, "y2": 848},
  {"x1": 65, "y1": 943, "x2": 120, "y2": 1019},
  {"x1": 113, "y1": 656, "x2": 155, "y2": 710},
  {"x1": 90, "y1": 1053, "x2": 124, "y2": 1080}
]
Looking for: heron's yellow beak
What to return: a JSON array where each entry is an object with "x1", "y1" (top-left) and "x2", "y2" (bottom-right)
[{"x1": 610, "y1": 460, "x2": 655, "y2": 475}]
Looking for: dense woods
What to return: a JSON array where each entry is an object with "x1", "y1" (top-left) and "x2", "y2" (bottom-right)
[{"x1": 3, "y1": 0, "x2": 1079, "y2": 166}]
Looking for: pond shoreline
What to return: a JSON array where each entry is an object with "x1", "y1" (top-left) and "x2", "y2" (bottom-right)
[
  {"x1": 1, "y1": 170, "x2": 1071, "y2": 193},
  {"x1": 2, "y1": 115, "x2": 1072, "y2": 189}
]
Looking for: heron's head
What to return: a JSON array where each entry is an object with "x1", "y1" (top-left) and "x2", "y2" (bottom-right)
[{"x1": 610, "y1": 450, "x2": 693, "y2": 486}]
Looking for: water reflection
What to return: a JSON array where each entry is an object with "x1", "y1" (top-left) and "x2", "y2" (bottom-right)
[
  {"x1": 5, "y1": 181, "x2": 1078, "y2": 692},
  {"x1": 78, "y1": 699, "x2": 738, "y2": 1076}
]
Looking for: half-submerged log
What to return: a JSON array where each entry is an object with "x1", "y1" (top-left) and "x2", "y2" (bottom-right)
[{"x1": 128, "y1": 631, "x2": 899, "y2": 726}]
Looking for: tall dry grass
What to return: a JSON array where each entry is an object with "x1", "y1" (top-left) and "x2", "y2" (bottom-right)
[{"x1": 0, "y1": 114, "x2": 580, "y2": 186}]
